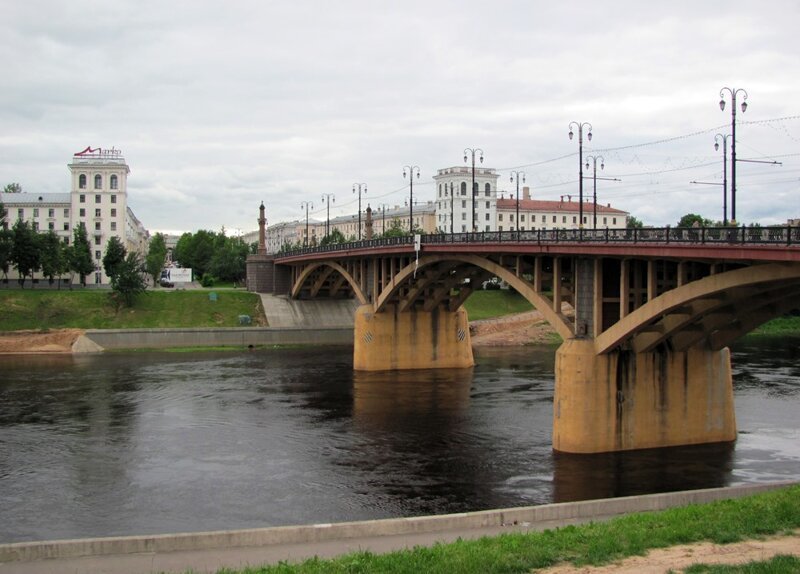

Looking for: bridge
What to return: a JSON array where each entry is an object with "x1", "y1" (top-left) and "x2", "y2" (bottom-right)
[{"x1": 249, "y1": 225, "x2": 800, "y2": 454}]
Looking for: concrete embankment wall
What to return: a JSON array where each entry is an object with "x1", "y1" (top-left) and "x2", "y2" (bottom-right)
[
  {"x1": 84, "y1": 327, "x2": 353, "y2": 350},
  {"x1": 1, "y1": 482, "x2": 794, "y2": 563}
]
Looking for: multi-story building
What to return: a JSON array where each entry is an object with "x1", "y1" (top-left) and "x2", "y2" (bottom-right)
[
  {"x1": 0, "y1": 146, "x2": 149, "y2": 285},
  {"x1": 432, "y1": 166, "x2": 500, "y2": 233},
  {"x1": 494, "y1": 187, "x2": 628, "y2": 231}
]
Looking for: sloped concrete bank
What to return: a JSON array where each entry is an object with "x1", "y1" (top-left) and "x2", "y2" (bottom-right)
[
  {"x1": 1, "y1": 482, "x2": 795, "y2": 564},
  {"x1": 83, "y1": 327, "x2": 353, "y2": 351}
]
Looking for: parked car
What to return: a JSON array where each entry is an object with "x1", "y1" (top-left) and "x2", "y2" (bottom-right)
[{"x1": 159, "y1": 278, "x2": 174, "y2": 288}]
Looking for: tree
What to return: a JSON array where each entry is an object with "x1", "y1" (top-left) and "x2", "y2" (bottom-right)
[
  {"x1": 209, "y1": 236, "x2": 249, "y2": 282},
  {"x1": 102, "y1": 236, "x2": 127, "y2": 280},
  {"x1": 9, "y1": 219, "x2": 40, "y2": 287},
  {"x1": 110, "y1": 252, "x2": 147, "y2": 307},
  {"x1": 0, "y1": 227, "x2": 11, "y2": 280},
  {"x1": 677, "y1": 213, "x2": 713, "y2": 228},
  {"x1": 69, "y1": 223, "x2": 94, "y2": 287},
  {"x1": 3, "y1": 183, "x2": 22, "y2": 193},
  {"x1": 379, "y1": 219, "x2": 414, "y2": 238},
  {"x1": 39, "y1": 231, "x2": 67, "y2": 287},
  {"x1": 319, "y1": 228, "x2": 346, "y2": 246},
  {"x1": 173, "y1": 229, "x2": 217, "y2": 277},
  {"x1": 626, "y1": 216, "x2": 644, "y2": 229},
  {"x1": 145, "y1": 233, "x2": 168, "y2": 287}
]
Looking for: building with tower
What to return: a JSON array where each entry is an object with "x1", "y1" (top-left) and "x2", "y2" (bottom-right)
[{"x1": 432, "y1": 166, "x2": 500, "y2": 233}]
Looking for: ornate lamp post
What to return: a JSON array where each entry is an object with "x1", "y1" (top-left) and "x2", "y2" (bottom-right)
[
  {"x1": 509, "y1": 171, "x2": 526, "y2": 237},
  {"x1": 300, "y1": 200, "x2": 313, "y2": 247},
  {"x1": 352, "y1": 183, "x2": 367, "y2": 240},
  {"x1": 403, "y1": 166, "x2": 420, "y2": 233},
  {"x1": 321, "y1": 193, "x2": 335, "y2": 238},
  {"x1": 568, "y1": 122, "x2": 592, "y2": 228},
  {"x1": 449, "y1": 181, "x2": 455, "y2": 234},
  {"x1": 719, "y1": 87, "x2": 747, "y2": 224},
  {"x1": 714, "y1": 134, "x2": 730, "y2": 226},
  {"x1": 584, "y1": 156, "x2": 604, "y2": 230},
  {"x1": 463, "y1": 148, "x2": 484, "y2": 232},
  {"x1": 378, "y1": 203, "x2": 390, "y2": 235}
]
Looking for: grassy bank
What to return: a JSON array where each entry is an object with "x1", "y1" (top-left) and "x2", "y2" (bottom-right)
[
  {"x1": 212, "y1": 485, "x2": 800, "y2": 574},
  {"x1": 462, "y1": 290, "x2": 534, "y2": 321},
  {"x1": 0, "y1": 290, "x2": 263, "y2": 330},
  {"x1": 749, "y1": 314, "x2": 800, "y2": 336}
]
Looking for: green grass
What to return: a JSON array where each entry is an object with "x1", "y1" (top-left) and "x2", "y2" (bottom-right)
[
  {"x1": 684, "y1": 555, "x2": 800, "y2": 573},
  {"x1": 0, "y1": 290, "x2": 264, "y2": 330},
  {"x1": 462, "y1": 290, "x2": 534, "y2": 321},
  {"x1": 749, "y1": 315, "x2": 800, "y2": 336},
  {"x1": 208, "y1": 485, "x2": 800, "y2": 574}
]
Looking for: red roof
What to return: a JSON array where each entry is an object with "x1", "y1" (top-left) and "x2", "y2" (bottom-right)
[{"x1": 496, "y1": 198, "x2": 627, "y2": 214}]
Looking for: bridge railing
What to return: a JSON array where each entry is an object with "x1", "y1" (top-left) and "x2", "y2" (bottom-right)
[{"x1": 278, "y1": 225, "x2": 800, "y2": 257}]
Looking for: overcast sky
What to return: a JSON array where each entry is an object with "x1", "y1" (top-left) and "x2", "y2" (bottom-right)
[{"x1": 2, "y1": 1, "x2": 798, "y2": 235}]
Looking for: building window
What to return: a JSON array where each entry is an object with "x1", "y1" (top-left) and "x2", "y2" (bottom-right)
[
  {"x1": 461, "y1": 200, "x2": 466, "y2": 208},
  {"x1": 613, "y1": 217, "x2": 617, "y2": 225},
  {"x1": 33, "y1": 208, "x2": 39, "y2": 217},
  {"x1": 485, "y1": 201, "x2": 490, "y2": 209},
  {"x1": 461, "y1": 224, "x2": 466, "y2": 232},
  {"x1": 485, "y1": 183, "x2": 491, "y2": 196},
  {"x1": 603, "y1": 217, "x2": 607, "y2": 225},
  {"x1": 48, "y1": 208, "x2": 54, "y2": 218},
  {"x1": 63, "y1": 222, "x2": 69, "y2": 231},
  {"x1": 499, "y1": 225, "x2": 503, "y2": 231},
  {"x1": 17, "y1": 208, "x2": 23, "y2": 219},
  {"x1": 95, "y1": 222, "x2": 101, "y2": 231},
  {"x1": 110, "y1": 175, "x2": 118, "y2": 189},
  {"x1": 95, "y1": 249, "x2": 101, "y2": 258},
  {"x1": 461, "y1": 213, "x2": 466, "y2": 221},
  {"x1": 562, "y1": 216, "x2": 566, "y2": 223},
  {"x1": 498, "y1": 214, "x2": 503, "y2": 221},
  {"x1": 110, "y1": 208, "x2": 116, "y2": 217},
  {"x1": 111, "y1": 195, "x2": 116, "y2": 204},
  {"x1": 485, "y1": 213, "x2": 490, "y2": 221},
  {"x1": 438, "y1": 184, "x2": 441, "y2": 195},
  {"x1": 94, "y1": 236, "x2": 101, "y2": 245},
  {"x1": 95, "y1": 272, "x2": 102, "y2": 284},
  {"x1": 485, "y1": 225, "x2": 490, "y2": 231},
  {"x1": 79, "y1": 174, "x2": 87, "y2": 189},
  {"x1": 79, "y1": 208, "x2": 85, "y2": 217},
  {"x1": 510, "y1": 214, "x2": 514, "y2": 222},
  {"x1": 79, "y1": 194, "x2": 85, "y2": 203},
  {"x1": 33, "y1": 222, "x2": 39, "y2": 231},
  {"x1": 532, "y1": 215, "x2": 535, "y2": 222},
  {"x1": 64, "y1": 208, "x2": 69, "y2": 217},
  {"x1": 63, "y1": 237, "x2": 69, "y2": 245},
  {"x1": 94, "y1": 208, "x2": 101, "y2": 217},
  {"x1": 48, "y1": 222, "x2": 54, "y2": 230},
  {"x1": 521, "y1": 214, "x2": 526, "y2": 222},
  {"x1": 460, "y1": 182, "x2": 467, "y2": 195},
  {"x1": 552, "y1": 216, "x2": 556, "y2": 223},
  {"x1": 111, "y1": 222, "x2": 116, "y2": 231},
  {"x1": 94, "y1": 174, "x2": 102, "y2": 189},
  {"x1": 95, "y1": 194, "x2": 101, "y2": 204}
]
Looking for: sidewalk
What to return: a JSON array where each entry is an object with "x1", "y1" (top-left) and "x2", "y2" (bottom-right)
[{"x1": 1, "y1": 482, "x2": 793, "y2": 574}]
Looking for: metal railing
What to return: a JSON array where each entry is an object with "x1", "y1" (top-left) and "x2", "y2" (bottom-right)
[{"x1": 277, "y1": 225, "x2": 800, "y2": 258}]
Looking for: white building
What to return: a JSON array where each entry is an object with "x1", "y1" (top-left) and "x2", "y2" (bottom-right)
[
  {"x1": 0, "y1": 146, "x2": 149, "y2": 285},
  {"x1": 495, "y1": 187, "x2": 628, "y2": 231},
  {"x1": 432, "y1": 166, "x2": 500, "y2": 233}
]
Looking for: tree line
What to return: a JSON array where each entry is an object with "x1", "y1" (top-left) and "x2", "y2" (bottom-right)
[{"x1": 172, "y1": 229, "x2": 254, "y2": 286}]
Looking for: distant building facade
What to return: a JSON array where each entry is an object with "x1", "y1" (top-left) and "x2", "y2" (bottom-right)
[
  {"x1": 0, "y1": 146, "x2": 149, "y2": 285},
  {"x1": 494, "y1": 187, "x2": 628, "y2": 231},
  {"x1": 433, "y1": 166, "x2": 500, "y2": 233}
]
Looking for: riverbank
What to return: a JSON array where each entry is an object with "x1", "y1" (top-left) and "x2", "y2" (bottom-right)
[{"x1": 1, "y1": 483, "x2": 797, "y2": 573}]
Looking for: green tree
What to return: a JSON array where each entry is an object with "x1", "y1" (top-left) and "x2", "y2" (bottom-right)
[
  {"x1": 173, "y1": 229, "x2": 217, "y2": 277},
  {"x1": 677, "y1": 213, "x2": 713, "y2": 228},
  {"x1": 145, "y1": 233, "x2": 168, "y2": 287},
  {"x1": 0, "y1": 227, "x2": 11, "y2": 280},
  {"x1": 3, "y1": 183, "x2": 22, "y2": 193},
  {"x1": 10, "y1": 219, "x2": 40, "y2": 287},
  {"x1": 102, "y1": 236, "x2": 127, "y2": 280},
  {"x1": 626, "y1": 216, "x2": 644, "y2": 229},
  {"x1": 69, "y1": 223, "x2": 94, "y2": 287},
  {"x1": 209, "y1": 236, "x2": 249, "y2": 282},
  {"x1": 39, "y1": 231, "x2": 67, "y2": 287},
  {"x1": 379, "y1": 219, "x2": 415, "y2": 238},
  {"x1": 110, "y1": 252, "x2": 147, "y2": 307},
  {"x1": 320, "y1": 228, "x2": 346, "y2": 246}
]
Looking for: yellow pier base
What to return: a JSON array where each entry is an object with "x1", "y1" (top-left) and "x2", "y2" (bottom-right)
[
  {"x1": 553, "y1": 339, "x2": 737, "y2": 453},
  {"x1": 353, "y1": 305, "x2": 474, "y2": 371}
]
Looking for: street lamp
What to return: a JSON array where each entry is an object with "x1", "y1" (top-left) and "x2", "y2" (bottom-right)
[
  {"x1": 449, "y1": 181, "x2": 455, "y2": 234},
  {"x1": 352, "y1": 183, "x2": 367, "y2": 240},
  {"x1": 568, "y1": 122, "x2": 592, "y2": 229},
  {"x1": 300, "y1": 200, "x2": 313, "y2": 247},
  {"x1": 719, "y1": 87, "x2": 747, "y2": 224},
  {"x1": 378, "y1": 203, "x2": 390, "y2": 235},
  {"x1": 584, "y1": 156, "x2": 604, "y2": 230},
  {"x1": 403, "y1": 166, "x2": 420, "y2": 234},
  {"x1": 463, "y1": 148, "x2": 484, "y2": 232},
  {"x1": 321, "y1": 193, "x2": 335, "y2": 238},
  {"x1": 509, "y1": 171, "x2": 526, "y2": 237},
  {"x1": 714, "y1": 134, "x2": 730, "y2": 226}
]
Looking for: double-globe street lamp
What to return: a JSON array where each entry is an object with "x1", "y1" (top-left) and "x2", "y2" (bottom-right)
[
  {"x1": 719, "y1": 87, "x2": 747, "y2": 224},
  {"x1": 464, "y1": 148, "x2": 484, "y2": 233},
  {"x1": 352, "y1": 183, "x2": 367, "y2": 240},
  {"x1": 509, "y1": 171, "x2": 526, "y2": 237},
  {"x1": 714, "y1": 134, "x2": 730, "y2": 226},
  {"x1": 321, "y1": 193, "x2": 335, "y2": 238},
  {"x1": 402, "y1": 166, "x2": 420, "y2": 234},
  {"x1": 300, "y1": 200, "x2": 313, "y2": 247},
  {"x1": 568, "y1": 122, "x2": 592, "y2": 229}
]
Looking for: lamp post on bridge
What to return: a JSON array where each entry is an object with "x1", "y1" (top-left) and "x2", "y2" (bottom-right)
[
  {"x1": 402, "y1": 166, "x2": 420, "y2": 234},
  {"x1": 463, "y1": 148, "x2": 484, "y2": 233},
  {"x1": 300, "y1": 200, "x2": 313, "y2": 247},
  {"x1": 449, "y1": 182, "x2": 455, "y2": 234},
  {"x1": 378, "y1": 203, "x2": 390, "y2": 236},
  {"x1": 352, "y1": 183, "x2": 367, "y2": 240},
  {"x1": 714, "y1": 134, "x2": 730, "y2": 226},
  {"x1": 719, "y1": 87, "x2": 747, "y2": 225},
  {"x1": 509, "y1": 171, "x2": 526, "y2": 237},
  {"x1": 568, "y1": 122, "x2": 592, "y2": 229},
  {"x1": 321, "y1": 193, "x2": 335, "y2": 238}
]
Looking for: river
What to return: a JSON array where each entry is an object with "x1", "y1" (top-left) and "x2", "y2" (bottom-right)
[{"x1": 1, "y1": 337, "x2": 798, "y2": 543}]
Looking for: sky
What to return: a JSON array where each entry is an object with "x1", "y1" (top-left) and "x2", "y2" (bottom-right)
[{"x1": 1, "y1": 1, "x2": 798, "y2": 235}]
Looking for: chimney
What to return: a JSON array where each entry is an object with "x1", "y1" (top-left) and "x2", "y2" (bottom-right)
[{"x1": 523, "y1": 186, "x2": 531, "y2": 200}]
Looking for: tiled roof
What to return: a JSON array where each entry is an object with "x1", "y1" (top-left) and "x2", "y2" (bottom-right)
[
  {"x1": 496, "y1": 198, "x2": 627, "y2": 214},
  {"x1": 0, "y1": 192, "x2": 70, "y2": 205}
]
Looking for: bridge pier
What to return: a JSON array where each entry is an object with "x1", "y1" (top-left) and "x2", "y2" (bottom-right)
[
  {"x1": 353, "y1": 304, "x2": 474, "y2": 371},
  {"x1": 553, "y1": 339, "x2": 736, "y2": 453}
]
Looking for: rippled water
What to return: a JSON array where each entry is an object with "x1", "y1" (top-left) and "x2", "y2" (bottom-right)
[{"x1": 1, "y1": 338, "x2": 798, "y2": 543}]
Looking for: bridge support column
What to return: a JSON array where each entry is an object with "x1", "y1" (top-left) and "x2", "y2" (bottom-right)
[
  {"x1": 553, "y1": 339, "x2": 736, "y2": 453},
  {"x1": 353, "y1": 304, "x2": 474, "y2": 371}
]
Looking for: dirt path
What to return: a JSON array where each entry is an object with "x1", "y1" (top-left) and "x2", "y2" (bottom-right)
[
  {"x1": 541, "y1": 532, "x2": 800, "y2": 573},
  {"x1": 470, "y1": 310, "x2": 560, "y2": 346}
]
